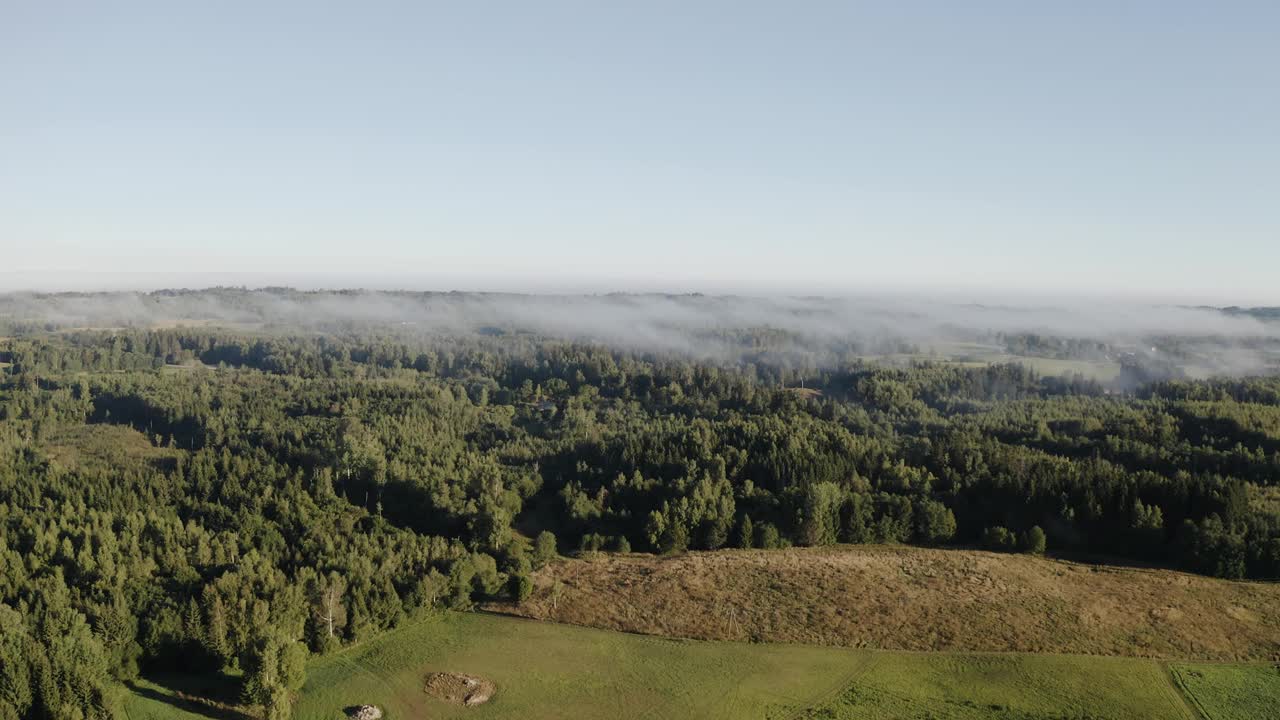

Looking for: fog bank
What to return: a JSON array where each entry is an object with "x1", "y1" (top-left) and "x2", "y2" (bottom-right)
[{"x1": 2, "y1": 288, "x2": 1278, "y2": 378}]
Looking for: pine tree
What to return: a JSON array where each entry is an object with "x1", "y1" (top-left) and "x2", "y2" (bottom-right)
[{"x1": 736, "y1": 516, "x2": 754, "y2": 549}]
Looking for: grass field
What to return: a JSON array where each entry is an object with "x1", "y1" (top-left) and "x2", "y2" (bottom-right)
[
  {"x1": 292, "y1": 613, "x2": 1197, "y2": 720},
  {"x1": 294, "y1": 611, "x2": 866, "y2": 720},
  {"x1": 797, "y1": 653, "x2": 1196, "y2": 719},
  {"x1": 44, "y1": 424, "x2": 181, "y2": 471},
  {"x1": 124, "y1": 677, "x2": 252, "y2": 720},
  {"x1": 859, "y1": 343, "x2": 1123, "y2": 383},
  {"x1": 124, "y1": 683, "x2": 204, "y2": 720},
  {"x1": 1171, "y1": 663, "x2": 1280, "y2": 720},
  {"x1": 121, "y1": 612, "x2": 1280, "y2": 720},
  {"x1": 495, "y1": 546, "x2": 1280, "y2": 661},
  {"x1": 1012, "y1": 356, "x2": 1122, "y2": 382}
]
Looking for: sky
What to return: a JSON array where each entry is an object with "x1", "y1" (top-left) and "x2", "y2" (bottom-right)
[{"x1": 2, "y1": 1, "x2": 1277, "y2": 303}]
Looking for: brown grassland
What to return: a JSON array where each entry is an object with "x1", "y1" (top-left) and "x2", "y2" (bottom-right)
[
  {"x1": 44, "y1": 424, "x2": 182, "y2": 471},
  {"x1": 490, "y1": 545, "x2": 1280, "y2": 661}
]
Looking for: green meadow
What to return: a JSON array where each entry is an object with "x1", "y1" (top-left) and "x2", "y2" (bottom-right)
[
  {"x1": 1171, "y1": 662, "x2": 1280, "y2": 720},
  {"x1": 796, "y1": 653, "x2": 1196, "y2": 719},
  {"x1": 125, "y1": 612, "x2": 1280, "y2": 720}
]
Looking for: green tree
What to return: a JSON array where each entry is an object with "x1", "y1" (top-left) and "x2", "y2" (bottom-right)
[
  {"x1": 1023, "y1": 525, "x2": 1047, "y2": 555},
  {"x1": 0, "y1": 605, "x2": 33, "y2": 720},
  {"x1": 755, "y1": 522, "x2": 782, "y2": 550},
  {"x1": 279, "y1": 640, "x2": 308, "y2": 692},
  {"x1": 243, "y1": 634, "x2": 307, "y2": 719},
  {"x1": 659, "y1": 521, "x2": 689, "y2": 555},
  {"x1": 511, "y1": 573, "x2": 533, "y2": 603},
  {"x1": 735, "y1": 516, "x2": 754, "y2": 549},
  {"x1": 263, "y1": 684, "x2": 291, "y2": 720},
  {"x1": 914, "y1": 499, "x2": 957, "y2": 545},
  {"x1": 532, "y1": 531, "x2": 558, "y2": 569},
  {"x1": 982, "y1": 526, "x2": 1017, "y2": 552},
  {"x1": 306, "y1": 572, "x2": 347, "y2": 649},
  {"x1": 202, "y1": 587, "x2": 231, "y2": 664},
  {"x1": 797, "y1": 482, "x2": 842, "y2": 546}
]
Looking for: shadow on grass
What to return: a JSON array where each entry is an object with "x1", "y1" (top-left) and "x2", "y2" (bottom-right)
[{"x1": 128, "y1": 673, "x2": 257, "y2": 720}]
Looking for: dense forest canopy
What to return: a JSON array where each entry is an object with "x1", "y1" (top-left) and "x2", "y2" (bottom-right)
[{"x1": 1, "y1": 288, "x2": 1279, "y2": 719}]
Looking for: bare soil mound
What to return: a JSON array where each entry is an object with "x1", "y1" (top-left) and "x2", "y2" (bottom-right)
[
  {"x1": 487, "y1": 545, "x2": 1280, "y2": 661},
  {"x1": 424, "y1": 672, "x2": 495, "y2": 707}
]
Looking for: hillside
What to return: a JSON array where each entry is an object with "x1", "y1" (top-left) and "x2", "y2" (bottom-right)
[{"x1": 490, "y1": 545, "x2": 1280, "y2": 661}]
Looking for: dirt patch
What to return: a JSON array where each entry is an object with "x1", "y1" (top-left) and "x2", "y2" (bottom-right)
[
  {"x1": 1226, "y1": 605, "x2": 1260, "y2": 623},
  {"x1": 486, "y1": 545, "x2": 1280, "y2": 662},
  {"x1": 424, "y1": 672, "x2": 496, "y2": 707}
]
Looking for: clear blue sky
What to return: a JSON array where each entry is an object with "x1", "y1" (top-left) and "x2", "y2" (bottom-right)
[{"x1": 2, "y1": 2, "x2": 1277, "y2": 302}]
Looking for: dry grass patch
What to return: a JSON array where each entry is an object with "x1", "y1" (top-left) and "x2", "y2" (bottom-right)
[
  {"x1": 44, "y1": 424, "x2": 182, "y2": 470},
  {"x1": 490, "y1": 545, "x2": 1280, "y2": 661}
]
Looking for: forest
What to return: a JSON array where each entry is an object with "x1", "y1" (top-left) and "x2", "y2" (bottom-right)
[{"x1": 2, "y1": 293, "x2": 1280, "y2": 719}]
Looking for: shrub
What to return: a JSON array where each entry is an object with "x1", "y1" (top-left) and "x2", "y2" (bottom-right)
[
  {"x1": 982, "y1": 526, "x2": 1017, "y2": 552},
  {"x1": 579, "y1": 533, "x2": 606, "y2": 554},
  {"x1": 755, "y1": 522, "x2": 782, "y2": 550},
  {"x1": 1023, "y1": 525, "x2": 1047, "y2": 555},
  {"x1": 511, "y1": 573, "x2": 533, "y2": 603},
  {"x1": 532, "y1": 531, "x2": 558, "y2": 569}
]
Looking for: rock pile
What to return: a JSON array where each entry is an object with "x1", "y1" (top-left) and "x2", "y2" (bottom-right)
[
  {"x1": 424, "y1": 671, "x2": 496, "y2": 707},
  {"x1": 347, "y1": 705, "x2": 383, "y2": 720}
]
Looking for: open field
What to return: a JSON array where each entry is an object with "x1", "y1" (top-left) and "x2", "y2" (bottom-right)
[
  {"x1": 119, "y1": 612, "x2": 1279, "y2": 720},
  {"x1": 294, "y1": 612, "x2": 868, "y2": 720},
  {"x1": 126, "y1": 612, "x2": 1222, "y2": 720},
  {"x1": 124, "y1": 685, "x2": 207, "y2": 720},
  {"x1": 44, "y1": 423, "x2": 181, "y2": 471},
  {"x1": 1171, "y1": 663, "x2": 1280, "y2": 720},
  {"x1": 860, "y1": 346, "x2": 1123, "y2": 382},
  {"x1": 795, "y1": 652, "x2": 1197, "y2": 720},
  {"x1": 1012, "y1": 355, "x2": 1122, "y2": 381},
  {"x1": 934, "y1": 341, "x2": 1124, "y2": 378},
  {"x1": 124, "y1": 676, "x2": 252, "y2": 720},
  {"x1": 491, "y1": 545, "x2": 1280, "y2": 661}
]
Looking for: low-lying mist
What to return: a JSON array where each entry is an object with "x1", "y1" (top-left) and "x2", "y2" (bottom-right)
[{"x1": 2, "y1": 288, "x2": 1278, "y2": 381}]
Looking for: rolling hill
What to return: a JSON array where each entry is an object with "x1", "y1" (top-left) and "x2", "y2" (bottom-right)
[{"x1": 491, "y1": 545, "x2": 1280, "y2": 661}]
